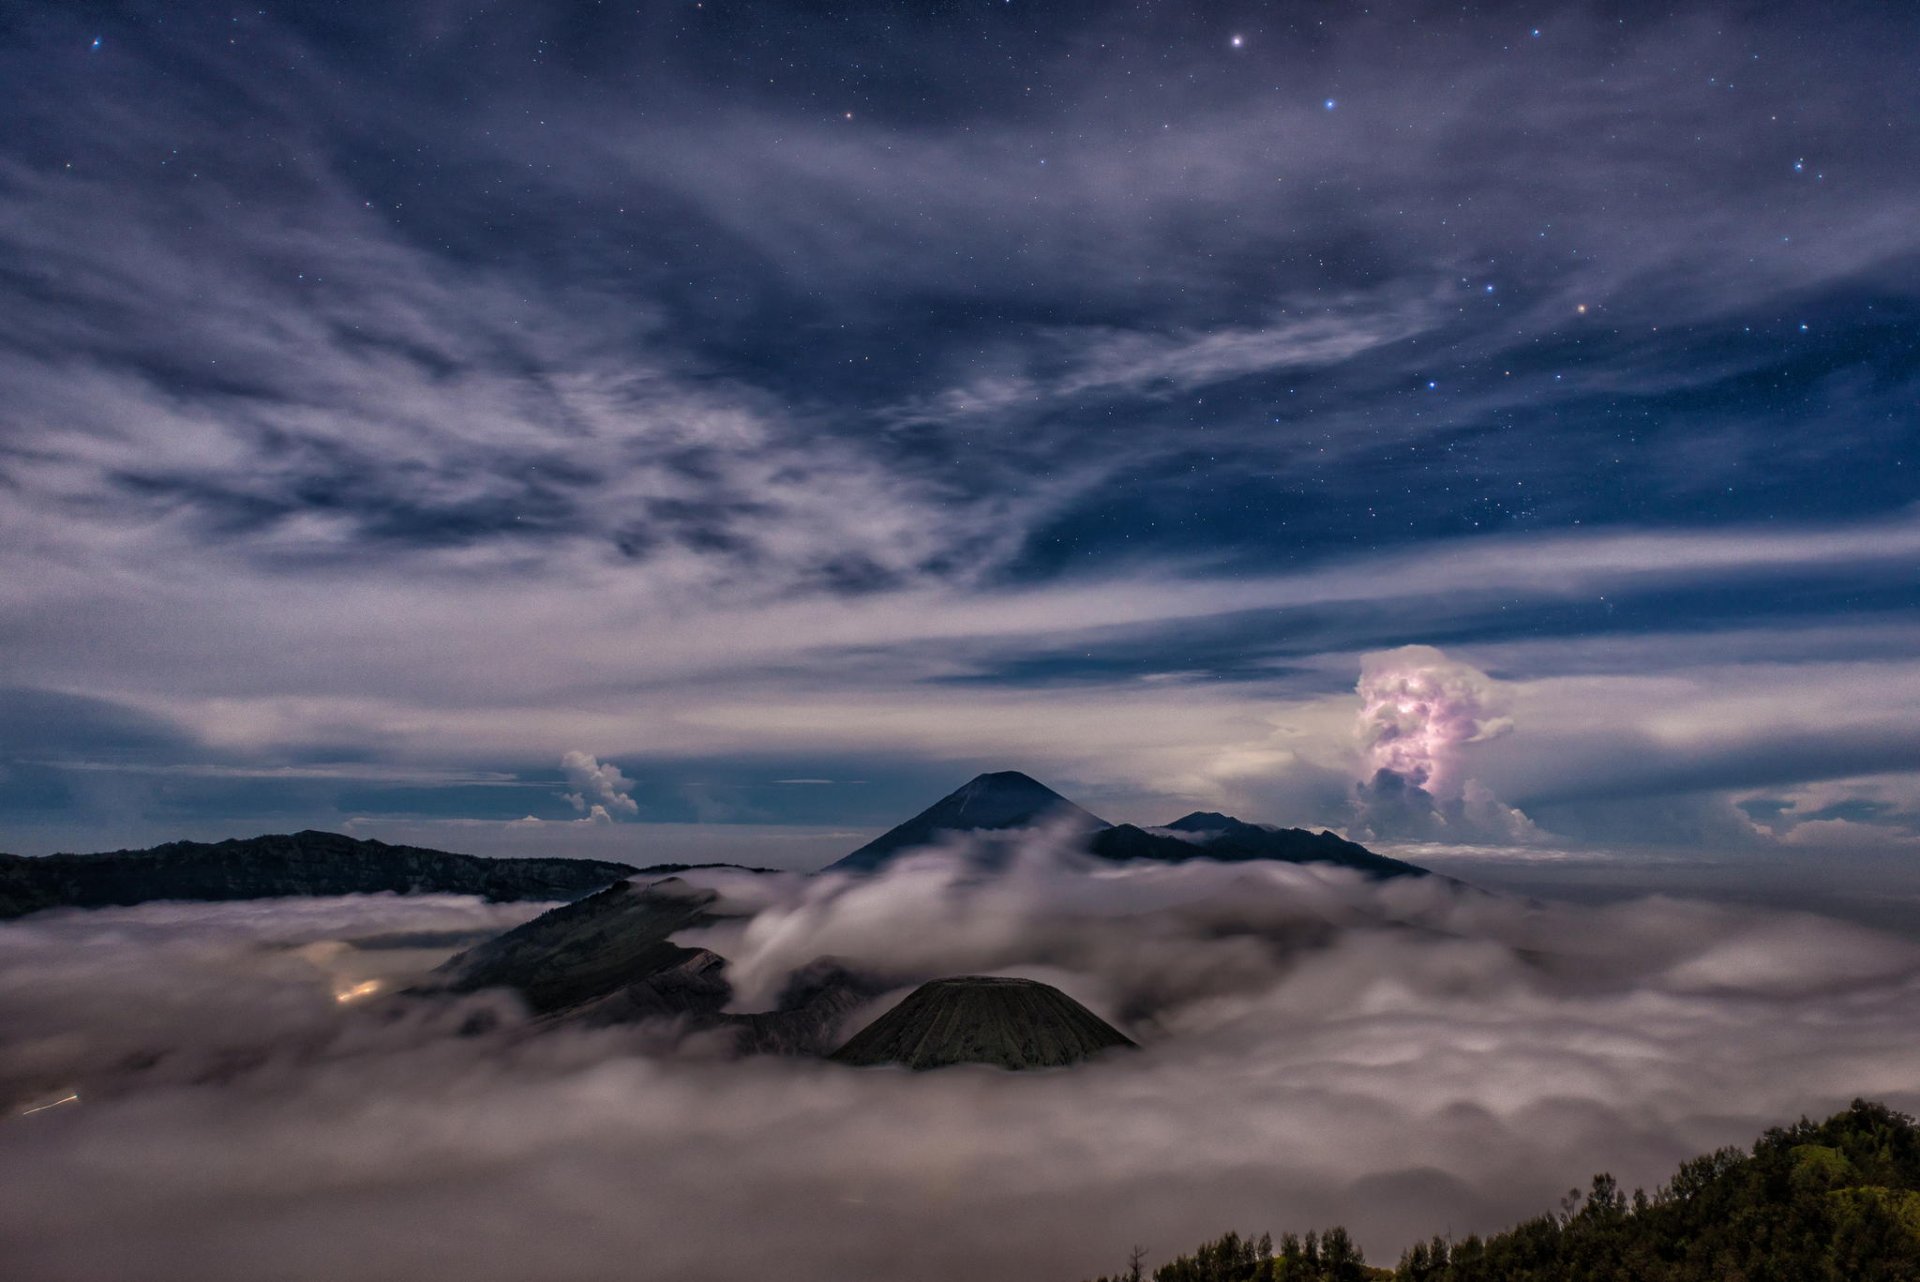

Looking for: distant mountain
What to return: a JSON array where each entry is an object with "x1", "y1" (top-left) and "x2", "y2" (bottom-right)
[
  {"x1": 822, "y1": 773, "x2": 1426, "y2": 879},
  {"x1": 1090, "y1": 812, "x2": 1429, "y2": 879},
  {"x1": 0, "y1": 830, "x2": 638, "y2": 921},
  {"x1": 427, "y1": 877, "x2": 884, "y2": 1054},
  {"x1": 830, "y1": 975, "x2": 1136, "y2": 1070},
  {"x1": 823, "y1": 771, "x2": 1110, "y2": 872},
  {"x1": 1163, "y1": 811, "x2": 1238, "y2": 833}
]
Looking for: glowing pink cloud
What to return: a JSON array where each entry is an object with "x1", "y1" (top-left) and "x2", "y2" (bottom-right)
[{"x1": 1356, "y1": 645, "x2": 1512, "y2": 801}]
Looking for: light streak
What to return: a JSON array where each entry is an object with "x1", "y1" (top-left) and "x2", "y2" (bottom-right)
[{"x1": 20, "y1": 1093, "x2": 80, "y2": 1116}]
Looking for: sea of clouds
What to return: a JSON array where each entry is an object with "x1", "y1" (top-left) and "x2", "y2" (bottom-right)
[{"x1": 4, "y1": 837, "x2": 1919, "y2": 1281}]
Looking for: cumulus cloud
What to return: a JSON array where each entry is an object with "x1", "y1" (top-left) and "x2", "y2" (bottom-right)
[
  {"x1": 4, "y1": 842, "x2": 1920, "y2": 1281},
  {"x1": 560, "y1": 751, "x2": 639, "y2": 821},
  {"x1": 1349, "y1": 646, "x2": 1545, "y2": 845},
  {"x1": 1356, "y1": 645, "x2": 1512, "y2": 798}
]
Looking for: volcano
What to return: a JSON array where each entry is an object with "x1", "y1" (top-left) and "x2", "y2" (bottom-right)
[
  {"x1": 426, "y1": 877, "x2": 885, "y2": 1053},
  {"x1": 830, "y1": 975, "x2": 1135, "y2": 1070},
  {"x1": 428, "y1": 876, "x2": 726, "y2": 1016},
  {"x1": 823, "y1": 771, "x2": 1110, "y2": 873}
]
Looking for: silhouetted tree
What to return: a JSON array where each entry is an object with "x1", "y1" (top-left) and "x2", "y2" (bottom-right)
[{"x1": 1150, "y1": 1230, "x2": 1273, "y2": 1282}]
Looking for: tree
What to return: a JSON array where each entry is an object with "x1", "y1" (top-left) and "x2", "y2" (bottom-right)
[
  {"x1": 1150, "y1": 1230, "x2": 1274, "y2": 1282},
  {"x1": 1316, "y1": 1225, "x2": 1366, "y2": 1282}
]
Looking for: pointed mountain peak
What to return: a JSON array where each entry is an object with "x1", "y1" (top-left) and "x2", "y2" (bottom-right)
[
  {"x1": 945, "y1": 771, "x2": 1070, "y2": 816},
  {"x1": 823, "y1": 772, "x2": 1109, "y2": 873}
]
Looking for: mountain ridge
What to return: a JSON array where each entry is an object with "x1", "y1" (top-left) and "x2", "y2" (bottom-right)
[
  {"x1": 0, "y1": 830, "x2": 638, "y2": 920},
  {"x1": 1092, "y1": 814, "x2": 1429, "y2": 879},
  {"x1": 823, "y1": 774, "x2": 1426, "y2": 879}
]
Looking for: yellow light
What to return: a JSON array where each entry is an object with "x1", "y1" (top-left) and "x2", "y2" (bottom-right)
[
  {"x1": 19, "y1": 1093, "x2": 80, "y2": 1116},
  {"x1": 334, "y1": 980, "x2": 382, "y2": 1004}
]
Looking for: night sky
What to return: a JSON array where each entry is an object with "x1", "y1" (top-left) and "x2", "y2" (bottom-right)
[{"x1": 3, "y1": 1, "x2": 1917, "y2": 873}]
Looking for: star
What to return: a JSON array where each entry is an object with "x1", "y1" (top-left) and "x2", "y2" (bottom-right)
[{"x1": 1230, "y1": 35, "x2": 1244, "y2": 49}]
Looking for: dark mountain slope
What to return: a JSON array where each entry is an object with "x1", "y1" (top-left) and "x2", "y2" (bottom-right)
[
  {"x1": 831, "y1": 975, "x2": 1135, "y2": 1070},
  {"x1": 428, "y1": 878, "x2": 885, "y2": 1053},
  {"x1": 430, "y1": 876, "x2": 722, "y2": 1015},
  {"x1": 1091, "y1": 1100, "x2": 1920, "y2": 1282},
  {"x1": 0, "y1": 830, "x2": 637, "y2": 920},
  {"x1": 824, "y1": 771, "x2": 1110, "y2": 873},
  {"x1": 1091, "y1": 813, "x2": 1427, "y2": 879},
  {"x1": 820, "y1": 773, "x2": 1422, "y2": 879},
  {"x1": 1164, "y1": 811, "x2": 1239, "y2": 833}
]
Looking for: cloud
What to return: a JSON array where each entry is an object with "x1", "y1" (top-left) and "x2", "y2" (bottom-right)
[
  {"x1": 1348, "y1": 646, "x2": 1545, "y2": 844},
  {"x1": 0, "y1": 2, "x2": 1917, "y2": 856},
  {"x1": 3, "y1": 846, "x2": 1920, "y2": 1280},
  {"x1": 889, "y1": 294, "x2": 1444, "y2": 426},
  {"x1": 1356, "y1": 645, "x2": 1512, "y2": 798},
  {"x1": 560, "y1": 751, "x2": 639, "y2": 820}
]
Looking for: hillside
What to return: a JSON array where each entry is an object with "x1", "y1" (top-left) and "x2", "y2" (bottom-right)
[
  {"x1": 428, "y1": 877, "x2": 885, "y2": 1053},
  {"x1": 1089, "y1": 813, "x2": 1427, "y2": 879},
  {"x1": 1084, "y1": 1099, "x2": 1920, "y2": 1282},
  {"x1": 831, "y1": 975, "x2": 1136, "y2": 1070},
  {"x1": 430, "y1": 875, "x2": 726, "y2": 1014}
]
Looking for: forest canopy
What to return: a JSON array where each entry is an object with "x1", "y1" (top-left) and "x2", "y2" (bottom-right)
[{"x1": 1087, "y1": 1100, "x2": 1920, "y2": 1282}]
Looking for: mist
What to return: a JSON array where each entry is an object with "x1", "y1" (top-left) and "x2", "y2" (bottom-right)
[{"x1": 5, "y1": 839, "x2": 1919, "y2": 1282}]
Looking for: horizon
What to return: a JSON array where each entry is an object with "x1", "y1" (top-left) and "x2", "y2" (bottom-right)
[{"x1": 16, "y1": 765, "x2": 1920, "y2": 938}]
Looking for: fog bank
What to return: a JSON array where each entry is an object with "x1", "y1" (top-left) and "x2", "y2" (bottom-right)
[{"x1": 4, "y1": 846, "x2": 1918, "y2": 1281}]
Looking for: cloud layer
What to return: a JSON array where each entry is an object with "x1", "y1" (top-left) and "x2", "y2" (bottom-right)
[{"x1": 5, "y1": 848, "x2": 1920, "y2": 1280}]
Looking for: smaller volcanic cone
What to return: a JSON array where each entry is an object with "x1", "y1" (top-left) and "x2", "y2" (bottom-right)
[{"x1": 830, "y1": 976, "x2": 1135, "y2": 1071}]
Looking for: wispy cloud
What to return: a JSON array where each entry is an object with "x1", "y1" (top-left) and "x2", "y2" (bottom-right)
[{"x1": 1, "y1": 2, "x2": 1916, "y2": 854}]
